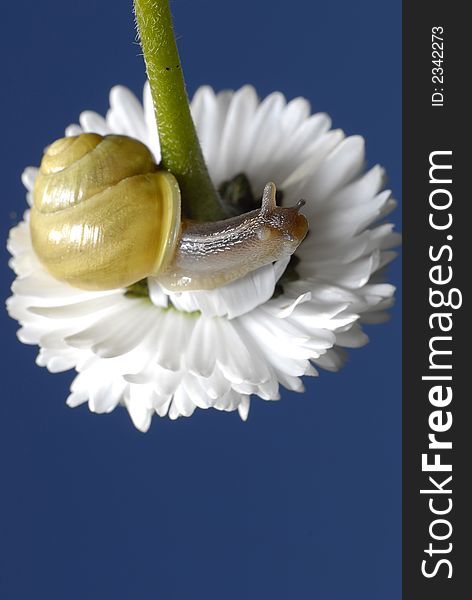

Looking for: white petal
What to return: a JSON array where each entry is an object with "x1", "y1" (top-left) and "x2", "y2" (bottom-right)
[
  {"x1": 217, "y1": 85, "x2": 259, "y2": 178},
  {"x1": 21, "y1": 167, "x2": 38, "y2": 192},
  {"x1": 89, "y1": 378, "x2": 124, "y2": 414},
  {"x1": 106, "y1": 85, "x2": 148, "y2": 142},
  {"x1": 191, "y1": 87, "x2": 233, "y2": 183},
  {"x1": 65, "y1": 124, "x2": 83, "y2": 136},
  {"x1": 185, "y1": 316, "x2": 217, "y2": 377},
  {"x1": 202, "y1": 366, "x2": 231, "y2": 401},
  {"x1": 280, "y1": 129, "x2": 345, "y2": 189},
  {"x1": 153, "y1": 366, "x2": 182, "y2": 397},
  {"x1": 36, "y1": 348, "x2": 78, "y2": 373},
  {"x1": 125, "y1": 391, "x2": 153, "y2": 432},
  {"x1": 29, "y1": 294, "x2": 123, "y2": 319},
  {"x1": 66, "y1": 389, "x2": 88, "y2": 408},
  {"x1": 213, "y1": 319, "x2": 270, "y2": 385},
  {"x1": 79, "y1": 111, "x2": 111, "y2": 135},
  {"x1": 274, "y1": 292, "x2": 312, "y2": 318},
  {"x1": 153, "y1": 310, "x2": 197, "y2": 371},
  {"x1": 238, "y1": 396, "x2": 250, "y2": 421},
  {"x1": 147, "y1": 278, "x2": 169, "y2": 308},
  {"x1": 172, "y1": 385, "x2": 197, "y2": 418},
  {"x1": 308, "y1": 135, "x2": 365, "y2": 201},
  {"x1": 182, "y1": 375, "x2": 212, "y2": 409},
  {"x1": 335, "y1": 323, "x2": 369, "y2": 348},
  {"x1": 168, "y1": 262, "x2": 278, "y2": 319},
  {"x1": 142, "y1": 81, "x2": 161, "y2": 160},
  {"x1": 65, "y1": 302, "x2": 147, "y2": 353}
]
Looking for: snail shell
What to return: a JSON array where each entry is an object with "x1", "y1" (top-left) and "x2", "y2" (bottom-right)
[
  {"x1": 30, "y1": 134, "x2": 181, "y2": 290},
  {"x1": 30, "y1": 134, "x2": 308, "y2": 292}
]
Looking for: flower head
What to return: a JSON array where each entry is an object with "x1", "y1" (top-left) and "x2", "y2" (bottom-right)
[{"x1": 7, "y1": 83, "x2": 399, "y2": 431}]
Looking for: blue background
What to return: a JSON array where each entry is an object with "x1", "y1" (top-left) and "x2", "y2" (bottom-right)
[{"x1": 0, "y1": 1, "x2": 401, "y2": 598}]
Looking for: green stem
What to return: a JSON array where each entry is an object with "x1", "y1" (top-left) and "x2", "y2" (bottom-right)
[{"x1": 134, "y1": 0, "x2": 224, "y2": 221}]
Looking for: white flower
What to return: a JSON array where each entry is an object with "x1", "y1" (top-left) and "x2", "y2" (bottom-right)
[{"x1": 7, "y1": 83, "x2": 400, "y2": 432}]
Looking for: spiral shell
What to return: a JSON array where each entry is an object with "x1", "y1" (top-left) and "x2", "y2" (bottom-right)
[{"x1": 30, "y1": 134, "x2": 181, "y2": 290}]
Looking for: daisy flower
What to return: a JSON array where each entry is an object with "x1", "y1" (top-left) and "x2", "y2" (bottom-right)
[{"x1": 7, "y1": 82, "x2": 399, "y2": 432}]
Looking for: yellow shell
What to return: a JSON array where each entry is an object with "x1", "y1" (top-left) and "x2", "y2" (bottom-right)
[{"x1": 30, "y1": 134, "x2": 181, "y2": 291}]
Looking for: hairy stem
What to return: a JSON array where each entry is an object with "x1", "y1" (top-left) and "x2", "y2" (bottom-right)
[{"x1": 134, "y1": 0, "x2": 224, "y2": 220}]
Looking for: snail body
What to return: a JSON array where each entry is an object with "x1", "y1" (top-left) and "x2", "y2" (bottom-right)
[{"x1": 30, "y1": 134, "x2": 308, "y2": 292}]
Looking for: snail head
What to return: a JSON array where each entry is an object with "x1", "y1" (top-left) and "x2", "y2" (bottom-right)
[{"x1": 258, "y1": 182, "x2": 309, "y2": 254}]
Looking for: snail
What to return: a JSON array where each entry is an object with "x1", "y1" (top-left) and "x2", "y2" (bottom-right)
[{"x1": 30, "y1": 133, "x2": 309, "y2": 292}]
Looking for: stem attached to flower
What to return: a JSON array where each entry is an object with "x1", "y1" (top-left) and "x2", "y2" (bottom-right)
[{"x1": 134, "y1": 0, "x2": 224, "y2": 221}]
